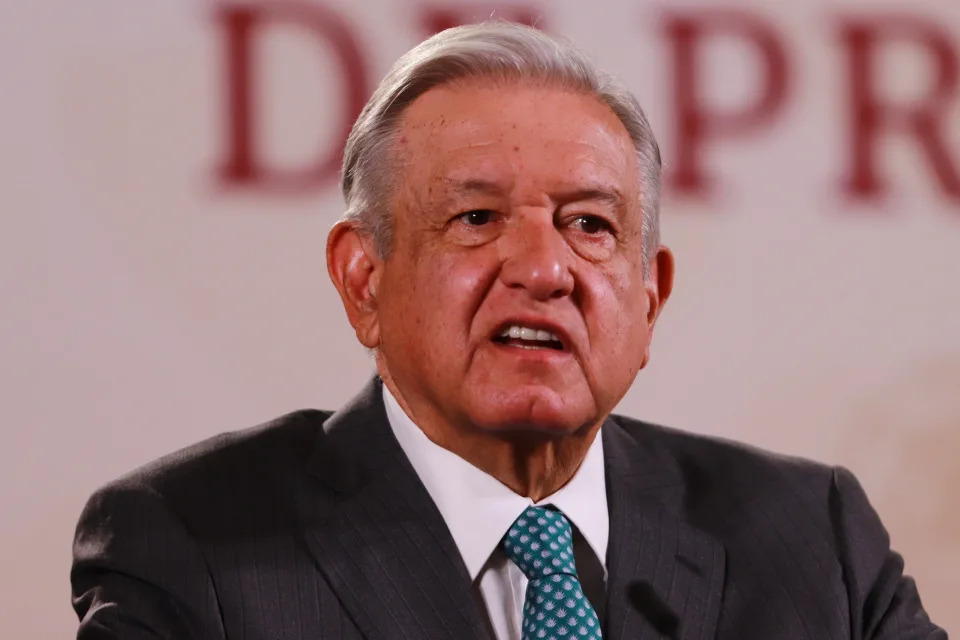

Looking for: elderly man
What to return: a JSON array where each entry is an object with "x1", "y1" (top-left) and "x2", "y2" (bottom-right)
[{"x1": 71, "y1": 22, "x2": 944, "y2": 640}]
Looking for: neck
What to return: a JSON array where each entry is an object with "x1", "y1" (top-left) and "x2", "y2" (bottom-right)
[
  {"x1": 449, "y1": 427, "x2": 601, "y2": 502},
  {"x1": 379, "y1": 372, "x2": 601, "y2": 502}
]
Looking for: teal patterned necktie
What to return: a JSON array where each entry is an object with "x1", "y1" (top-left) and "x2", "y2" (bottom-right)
[{"x1": 502, "y1": 506, "x2": 603, "y2": 639}]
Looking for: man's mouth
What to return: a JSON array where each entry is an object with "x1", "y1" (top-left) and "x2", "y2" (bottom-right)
[{"x1": 493, "y1": 324, "x2": 565, "y2": 351}]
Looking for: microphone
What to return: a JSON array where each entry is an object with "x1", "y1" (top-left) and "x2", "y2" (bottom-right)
[{"x1": 627, "y1": 580, "x2": 680, "y2": 638}]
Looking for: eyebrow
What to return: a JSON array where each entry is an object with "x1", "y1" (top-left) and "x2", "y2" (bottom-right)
[
  {"x1": 443, "y1": 179, "x2": 626, "y2": 209},
  {"x1": 555, "y1": 187, "x2": 625, "y2": 209},
  {"x1": 445, "y1": 179, "x2": 507, "y2": 198}
]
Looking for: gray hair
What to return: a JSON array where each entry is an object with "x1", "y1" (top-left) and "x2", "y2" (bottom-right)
[{"x1": 340, "y1": 21, "x2": 662, "y2": 272}]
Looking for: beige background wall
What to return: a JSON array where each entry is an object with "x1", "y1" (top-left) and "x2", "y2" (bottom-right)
[{"x1": 1, "y1": 1, "x2": 957, "y2": 637}]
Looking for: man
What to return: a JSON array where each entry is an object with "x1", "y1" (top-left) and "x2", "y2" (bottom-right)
[{"x1": 71, "y1": 22, "x2": 945, "y2": 640}]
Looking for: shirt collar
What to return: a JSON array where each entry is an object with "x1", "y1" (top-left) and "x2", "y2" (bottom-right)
[{"x1": 383, "y1": 384, "x2": 609, "y2": 582}]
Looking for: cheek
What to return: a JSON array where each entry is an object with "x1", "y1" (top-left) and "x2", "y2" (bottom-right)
[
  {"x1": 585, "y1": 267, "x2": 650, "y2": 348},
  {"x1": 411, "y1": 249, "x2": 497, "y2": 340}
]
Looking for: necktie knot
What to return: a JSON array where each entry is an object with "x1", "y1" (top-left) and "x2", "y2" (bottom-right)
[
  {"x1": 502, "y1": 506, "x2": 578, "y2": 580},
  {"x1": 501, "y1": 506, "x2": 603, "y2": 639}
]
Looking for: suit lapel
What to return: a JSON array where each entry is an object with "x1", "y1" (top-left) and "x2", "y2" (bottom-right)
[
  {"x1": 602, "y1": 419, "x2": 726, "y2": 640},
  {"x1": 297, "y1": 378, "x2": 490, "y2": 640}
]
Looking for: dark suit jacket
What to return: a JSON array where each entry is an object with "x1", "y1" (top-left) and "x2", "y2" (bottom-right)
[{"x1": 71, "y1": 377, "x2": 946, "y2": 639}]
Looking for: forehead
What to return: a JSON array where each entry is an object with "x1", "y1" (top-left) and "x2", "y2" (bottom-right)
[{"x1": 393, "y1": 78, "x2": 639, "y2": 200}]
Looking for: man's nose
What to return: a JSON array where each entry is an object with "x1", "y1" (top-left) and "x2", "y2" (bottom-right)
[{"x1": 499, "y1": 214, "x2": 575, "y2": 300}]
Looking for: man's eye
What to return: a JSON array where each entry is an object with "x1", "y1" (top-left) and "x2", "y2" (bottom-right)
[
  {"x1": 459, "y1": 210, "x2": 495, "y2": 226},
  {"x1": 571, "y1": 215, "x2": 612, "y2": 235}
]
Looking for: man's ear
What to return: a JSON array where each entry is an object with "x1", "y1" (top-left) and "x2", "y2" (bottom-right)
[
  {"x1": 639, "y1": 245, "x2": 675, "y2": 368},
  {"x1": 326, "y1": 221, "x2": 383, "y2": 349}
]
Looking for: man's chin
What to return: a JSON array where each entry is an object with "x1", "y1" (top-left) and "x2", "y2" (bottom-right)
[{"x1": 462, "y1": 385, "x2": 597, "y2": 438}]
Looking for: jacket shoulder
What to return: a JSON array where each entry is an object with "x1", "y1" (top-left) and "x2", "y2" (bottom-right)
[
  {"x1": 120, "y1": 409, "x2": 330, "y2": 487},
  {"x1": 85, "y1": 409, "x2": 333, "y2": 528},
  {"x1": 608, "y1": 414, "x2": 839, "y2": 534}
]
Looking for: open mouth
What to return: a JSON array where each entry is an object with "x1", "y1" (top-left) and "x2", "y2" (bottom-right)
[{"x1": 492, "y1": 324, "x2": 565, "y2": 351}]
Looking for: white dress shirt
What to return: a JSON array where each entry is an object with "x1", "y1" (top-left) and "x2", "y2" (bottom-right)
[{"x1": 382, "y1": 385, "x2": 609, "y2": 640}]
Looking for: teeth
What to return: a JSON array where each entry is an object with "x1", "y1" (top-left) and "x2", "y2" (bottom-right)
[{"x1": 498, "y1": 325, "x2": 560, "y2": 343}]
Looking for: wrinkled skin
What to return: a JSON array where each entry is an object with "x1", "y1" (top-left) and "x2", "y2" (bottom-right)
[{"x1": 328, "y1": 78, "x2": 673, "y2": 498}]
